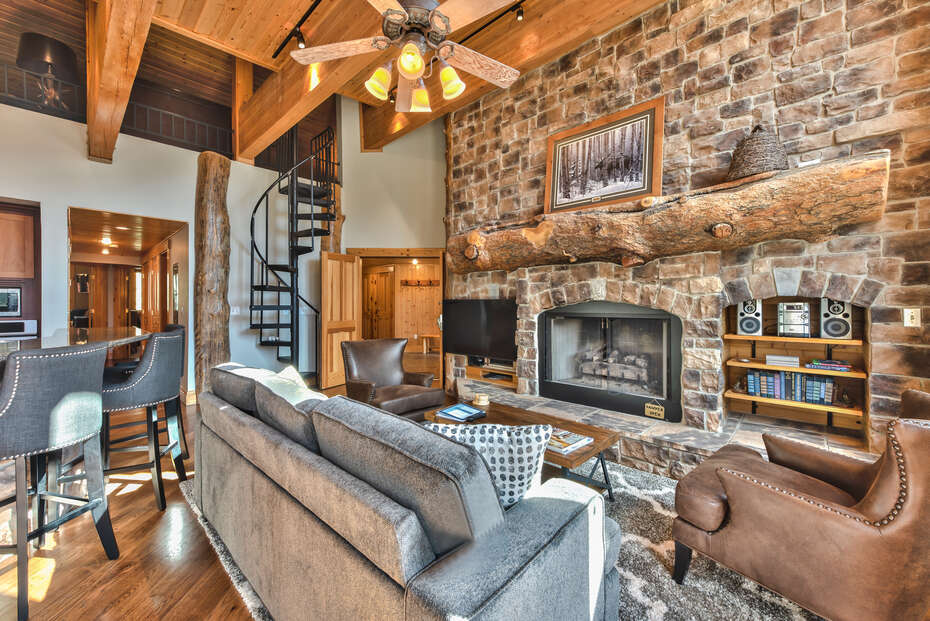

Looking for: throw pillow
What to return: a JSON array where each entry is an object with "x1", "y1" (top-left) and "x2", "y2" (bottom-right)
[
  {"x1": 254, "y1": 373, "x2": 328, "y2": 453},
  {"x1": 424, "y1": 423, "x2": 552, "y2": 508}
]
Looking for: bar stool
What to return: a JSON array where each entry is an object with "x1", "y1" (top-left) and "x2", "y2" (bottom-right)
[
  {"x1": 0, "y1": 343, "x2": 119, "y2": 620},
  {"x1": 101, "y1": 329, "x2": 187, "y2": 511}
]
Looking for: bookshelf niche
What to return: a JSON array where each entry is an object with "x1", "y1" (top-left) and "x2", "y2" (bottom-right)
[{"x1": 722, "y1": 297, "x2": 868, "y2": 434}]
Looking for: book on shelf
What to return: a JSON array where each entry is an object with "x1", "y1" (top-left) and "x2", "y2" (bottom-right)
[
  {"x1": 765, "y1": 354, "x2": 800, "y2": 367},
  {"x1": 435, "y1": 403, "x2": 486, "y2": 422},
  {"x1": 743, "y1": 369, "x2": 840, "y2": 406},
  {"x1": 805, "y1": 359, "x2": 854, "y2": 372},
  {"x1": 548, "y1": 428, "x2": 594, "y2": 455}
]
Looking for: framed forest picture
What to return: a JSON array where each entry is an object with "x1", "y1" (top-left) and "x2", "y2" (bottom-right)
[{"x1": 544, "y1": 96, "x2": 664, "y2": 213}]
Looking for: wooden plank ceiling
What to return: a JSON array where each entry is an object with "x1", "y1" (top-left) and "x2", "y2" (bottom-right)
[
  {"x1": 68, "y1": 207, "x2": 185, "y2": 256},
  {"x1": 2, "y1": 0, "x2": 665, "y2": 159}
]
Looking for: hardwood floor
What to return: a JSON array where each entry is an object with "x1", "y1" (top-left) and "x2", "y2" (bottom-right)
[{"x1": 0, "y1": 404, "x2": 252, "y2": 620}]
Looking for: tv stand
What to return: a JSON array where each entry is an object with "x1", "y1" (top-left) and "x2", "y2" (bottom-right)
[{"x1": 465, "y1": 358, "x2": 517, "y2": 390}]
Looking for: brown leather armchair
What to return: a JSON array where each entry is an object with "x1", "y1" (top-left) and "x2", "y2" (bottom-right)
[
  {"x1": 673, "y1": 389, "x2": 930, "y2": 621},
  {"x1": 340, "y1": 338, "x2": 445, "y2": 421}
]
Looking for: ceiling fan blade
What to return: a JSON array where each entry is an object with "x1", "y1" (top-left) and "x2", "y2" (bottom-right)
[
  {"x1": 436, "y1": 0, "x2": 515, "y2": 32},
  {"x1": 290, "y1": 38, "x2": 384, "y2": 65},
  {"x1": 439, "y1": 42, "x2": 519, "y2": 88},
  {"x1": 395, "y1": 77, "x2": 416, "y2": 113},
  {"x1": 366, "y1": 0, "x2": 408, "y2": 16}
]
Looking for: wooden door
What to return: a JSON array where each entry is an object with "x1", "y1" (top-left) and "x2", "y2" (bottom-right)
[
  {"x1": 88, "y1": 265, "x2": 108, "y2": 328},
  {"x1": 320, "y1": 251, "x2": 362, "y2": 389},
  {"x1": 363, "y1": 265, "x2": 394, "y2": 339}
]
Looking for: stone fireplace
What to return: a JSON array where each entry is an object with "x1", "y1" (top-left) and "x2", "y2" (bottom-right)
[{"x1": 538, "y1": 301, "x2": 683, "y2": 422}]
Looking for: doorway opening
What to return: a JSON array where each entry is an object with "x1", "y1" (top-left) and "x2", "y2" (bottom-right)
[{"x1": 67, "y1": 208, "x2": 188, "y2": 378}]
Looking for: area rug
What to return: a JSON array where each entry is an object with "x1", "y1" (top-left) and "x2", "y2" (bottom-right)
[{"x1": 180, "y1": 464, "x2": 820, "y2": 621}]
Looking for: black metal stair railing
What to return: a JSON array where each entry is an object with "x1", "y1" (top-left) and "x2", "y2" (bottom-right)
[{"x1": 249, "y1": 126, "x2": 338, "y2": 378}]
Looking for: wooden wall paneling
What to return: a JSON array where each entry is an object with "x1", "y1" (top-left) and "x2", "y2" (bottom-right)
[
  {"x1": 89, "y1": 264, "x2": 109, "y2": 328},
  {"x1": 393, "y1": 260, "x2": 441, "y2": 352},
  {"x1": 85, "y1": 0, "x2": 158, "y2": 162},
  {"x1": 362, "y1": 265, "x2": 394, "y2": 339}
]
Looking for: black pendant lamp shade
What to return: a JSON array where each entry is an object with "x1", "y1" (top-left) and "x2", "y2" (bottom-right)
[{"x1": 16, "y1": 32, "x2": 79, "y2": 84}]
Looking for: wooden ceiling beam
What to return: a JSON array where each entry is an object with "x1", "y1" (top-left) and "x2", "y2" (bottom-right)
[
  {"x1": 150, "y1": 16, "x2": 281, "y2": 72},
  {"x1": 85, "y1": 0, "x2": 158, "y2": 163},
  {"x1": 236, "y1": 0, "x2": 382, "y2": 161},
  {"x1": 356, "y1": 0, "x2": 666, "y2": 150},
  {"x1": 232, "y1": 58, "x2": 254, "y2": 164}
]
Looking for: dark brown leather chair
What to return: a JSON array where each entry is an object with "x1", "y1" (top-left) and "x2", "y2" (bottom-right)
[
  {"x1": 341, "y1": 338, "x2": 445, "y2": 422},
  {"x1": 672, "y1": 389, "x2": 930, "y2": 621}
]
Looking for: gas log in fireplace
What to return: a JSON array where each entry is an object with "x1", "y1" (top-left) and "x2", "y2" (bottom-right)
[{"x1": 538, "y1": 301, "x2": 682, "y2": 422}]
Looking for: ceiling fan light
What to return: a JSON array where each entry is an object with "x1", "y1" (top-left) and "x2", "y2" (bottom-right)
[
  {"x1": 397, "y1": 42, "x2": 425, "y2": 80},
  {"x1": 365, "y1": 63, "x2": 392, "y2": 101},
  {"x1": 440, "y1": 63, "x2": 466, "y2": 100},
  {"x1": 410, "y1": 79, "x2": 431, "y2": 112}
]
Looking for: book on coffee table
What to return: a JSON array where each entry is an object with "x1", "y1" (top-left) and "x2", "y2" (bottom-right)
[
  {"x1": 548, "y1": 428, "x2": 594, "y2": 455},
  {"x1": 435, "y1": 403, "x2": 486, "y2": 422}
]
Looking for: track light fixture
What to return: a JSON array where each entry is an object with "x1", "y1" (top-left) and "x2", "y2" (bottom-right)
[
  {"x1": 516, "y1": 6, "x2": 524, "y2": 21},
  {"x1": 295, "y1": 29, "x2": 306, "y2": 49}
]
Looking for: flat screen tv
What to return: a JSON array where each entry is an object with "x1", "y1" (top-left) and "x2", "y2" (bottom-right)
[{"x1": 443, "y1": 299, "x2": 517, "y2": 362}]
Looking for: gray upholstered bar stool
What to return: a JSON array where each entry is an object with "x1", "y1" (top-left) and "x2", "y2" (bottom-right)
[
  {"x1": 0, "y1": 343, "x2": 119, "y2": 621},
  {"x1": 101, "y1": 328, "x2": 187, "y2": 511}
]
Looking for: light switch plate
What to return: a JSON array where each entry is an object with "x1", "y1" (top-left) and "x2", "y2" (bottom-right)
[
  {"x1": 904, "y1": 308, "x2": 921, "y2": 327},
  {"x1": 230, "y1": 306, "x2": 241, "y2": 316}
]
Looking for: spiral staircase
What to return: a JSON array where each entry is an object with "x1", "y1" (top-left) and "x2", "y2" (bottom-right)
[{"x1": 249, "y1": 125, "x2": 339, "y2": 380}]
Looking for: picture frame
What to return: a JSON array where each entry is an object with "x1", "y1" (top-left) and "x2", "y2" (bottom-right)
[{"x1": 544, "y1": 96, "x2": 664, "y2": 213}]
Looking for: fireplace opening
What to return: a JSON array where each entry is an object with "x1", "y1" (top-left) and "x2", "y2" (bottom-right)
[{"x1": 539, "y1": 301, "x2": 682, "y2": 422}]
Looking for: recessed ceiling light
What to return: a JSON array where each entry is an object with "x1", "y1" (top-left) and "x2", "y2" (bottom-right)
[
  {"x1": 102, "y1": 248, "x2": 110, "y2": 255},
  {"x1": 115, "y1": 226, "x2": 129, "y2": 231},
  {"x1": 101, "y1": 236, "x2": 112, "y2": 245}
]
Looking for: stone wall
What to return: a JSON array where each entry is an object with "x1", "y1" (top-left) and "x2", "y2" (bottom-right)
[{"x1": 446, "y1": 0, "x2": 930, "y2": 439}]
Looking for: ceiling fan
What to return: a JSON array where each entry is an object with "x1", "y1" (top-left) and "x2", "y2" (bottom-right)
[{"x1": 290, "y1": 0, "x2": 521, "y2": 113}]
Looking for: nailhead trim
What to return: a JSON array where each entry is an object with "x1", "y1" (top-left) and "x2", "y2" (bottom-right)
[
  {"x1": 3, "y1": 431, "x2": 98, "y2": 460},
  {"x1": 722, "y1": 419, "x2": 910, "y2": 528},
  {"x1": 105, "y1": 396, "x2": 174, "y2": 413},
  {"x1": 0, "y1": 345, "x2": 109, "y2": 418},
  {"x1": 102, "y1": 334, "x2": 182, "y2": 394}
]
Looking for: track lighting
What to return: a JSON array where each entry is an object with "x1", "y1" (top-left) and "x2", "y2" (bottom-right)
[
  {"x1": 295, "y1": 29, "x2": 306, "y2": 49},
  {"x1": 516, "y1": 6, "x2": 524, "y2": 21}
]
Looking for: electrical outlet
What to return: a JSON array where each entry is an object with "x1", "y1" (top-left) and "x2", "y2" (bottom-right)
[
  {"x1": 904, "y1": 308, "x2": 921, "y2": 328},
  {"x1": 230, "y1": 306, "x2": 241, "y2": 316}
]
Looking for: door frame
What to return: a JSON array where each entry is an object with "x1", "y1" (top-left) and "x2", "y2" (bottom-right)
[{"x1": 346, "y1": 247, "x2": 446, "y2": 385}]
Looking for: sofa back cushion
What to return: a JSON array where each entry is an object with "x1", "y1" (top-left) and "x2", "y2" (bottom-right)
[
  {"x1": 209, "y1": 363, "x2": 276, "y2": 414},
  {"x1": 311, "y1": 396, "x2": 504, "y2": 556},
  {"x1": 254, "y1": 375, "x2": 327, "y2": 453}
]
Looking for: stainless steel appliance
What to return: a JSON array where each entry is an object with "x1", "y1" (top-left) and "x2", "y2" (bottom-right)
[
  {"x1": 0, "y1": 319, "x2": 38, "y2": 339},
  {"x1": 777, "y1": 302, "x2": 810, "y2": 337},
  {"x1": 0, "y1": 287, "x2": 22, "y2": 317}
]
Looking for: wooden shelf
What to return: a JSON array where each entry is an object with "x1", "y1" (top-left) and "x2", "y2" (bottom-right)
[
  {"x1": 724, "y1": 390, "x2": 863, "y2": 417},
  {"x1": 726, "y1": 358, "x2": 867, "y2": 379},
  {"x1": 723, "y1": 334, "x2": 864, "y2": 346}
]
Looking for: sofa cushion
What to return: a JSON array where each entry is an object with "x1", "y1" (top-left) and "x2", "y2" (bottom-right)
[
  {"x1": 604, "y1": 517, "x2": 621, "y2": 576},
  {"x1": 311, "y1": 396, "x2": 504, "y2": 556},
  {"x1": 424, "y1": 423, "x2": 552, "y2": 508},
  {"x1": 675, "y1": 444, "x2": 857, "y2": 532},
  {"x1": 254, "y1": 375, "x2": 327, "y2": 453},
  {"x1": 372, "y1": 384, "x2": 445, "y2": 414},
  {"x1": 210, "y1": 363, "x2": 308, "y2": 415}
]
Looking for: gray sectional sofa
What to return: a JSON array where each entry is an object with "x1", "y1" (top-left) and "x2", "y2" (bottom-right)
[{"x1": 195, "y1": 363, "x2": 621, "y2": 620}]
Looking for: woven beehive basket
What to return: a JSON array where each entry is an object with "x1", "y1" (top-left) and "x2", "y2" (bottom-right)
[{"x1": 726, "y1": 124, "x2": 789, "y2": 181}]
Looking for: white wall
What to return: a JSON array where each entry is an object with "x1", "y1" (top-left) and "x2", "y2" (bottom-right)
[
  {"x1": 0, "y1": 103, "x2": 301, "y2": 387},
  {"x1": 338, "y1": 96, "x2": 447, "y2": 249}
]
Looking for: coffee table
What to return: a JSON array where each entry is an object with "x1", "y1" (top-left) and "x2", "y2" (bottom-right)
[{"x1": 425, "y1": 401, "x2": 620, "y2": 500}]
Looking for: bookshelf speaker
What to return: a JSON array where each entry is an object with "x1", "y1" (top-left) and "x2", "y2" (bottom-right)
[
  {"x1": 737, "y1": 299, "x2": 763, "y2": 335},
  {"x1": 820, "y1": 298, "x2": 852, "y2": 340}
]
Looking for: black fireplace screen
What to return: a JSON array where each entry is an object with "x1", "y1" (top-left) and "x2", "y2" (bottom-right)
[{"x1": 539, "y1": 301, "x2": 682, "y2": 422}]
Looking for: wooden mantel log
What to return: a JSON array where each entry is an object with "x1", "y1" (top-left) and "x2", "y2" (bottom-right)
[
  {"x1": 446, "y1": 151, "x2": 891, "y2": 274},
  {"x1": 194, "y1": 151, "x2": 231, "y2": 392}
]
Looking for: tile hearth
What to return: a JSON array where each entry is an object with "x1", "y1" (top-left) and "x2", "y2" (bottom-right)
[{"x1": 456, "y1": 379, "x2": 872, "y2": 479}]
